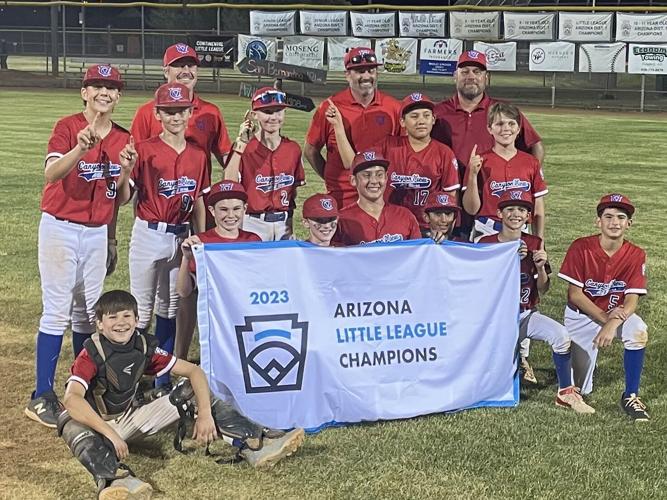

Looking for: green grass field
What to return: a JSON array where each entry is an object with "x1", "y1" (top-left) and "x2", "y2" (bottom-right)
[{"x1": 1, "y1": 88, "x2": 666, "y2": 499}]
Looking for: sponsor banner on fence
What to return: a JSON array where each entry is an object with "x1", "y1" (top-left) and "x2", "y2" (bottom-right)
[
  {"x1": 558, "y1": 12, "x2": 613, "y2": 42},
  {"x1": 250, "y1": 10, "x2": 296, "y2": 36},
  {"x1": 351, "y1": 12, "x2": 396, "y2": 38},
  {"x1": 283, "y1": 36, "x2": 325, "y2": 69},
  {"x1": 529, "y1": 42, "x2": 575, "y2": 72},
  {"x1": 377, "y1": 38, "x2": 418, "y2": 74},
  {"x1": 450, "y1": 12, "x2": 501, "y2": 40},
  {"x1": 474, "y1": 41, "x2": 517, "y2": 71},
  {"x1": 616, "y1": 13, "x2": 667, "y2": 43},
  {"x1": 189, "y1": 35, "x2": 235, "y2": 68},
  {"x1": 327, "y1": 37, "x2": 370, "y2": 71},
  {"x1": 195, "y1": 240, "x2": 520, "y2": 430},
  {"x1": 237, "y1": 34, "x2": 277, "y2": 64},
  {"x1": 503, "y1": 12, "x2": 556, "y2": 40},
  {"x1": 399, "y1": 11, "x2": 447, "y2": 37},
  {"x1": 628, "y1": 44, "x2": 667, "y2": 74},
  {"x1": 300, "y1": 10, "x2": 348, "y2": 36},
  {"x1": 419, "y1": 38, "x2": 463, "y2": 75},
  {"x1": 578, "y1": 43, "x2": 627, "y2": 73}
]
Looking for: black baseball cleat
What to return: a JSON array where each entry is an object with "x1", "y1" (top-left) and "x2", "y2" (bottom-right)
[
  {"x1": 621, "y1": 393, "x2": 650, "y2": 422},
  {"x1": 24, "y1": 390, "x2": 64, "y2": 429}
]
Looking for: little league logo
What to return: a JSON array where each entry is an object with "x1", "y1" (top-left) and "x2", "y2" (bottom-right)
[
  {"x1": 236, "y1": 314, "x2": 308, "y2": 393},
  {"x1": 168, "y1": 87, "x2": 183, "y2": 101},
  {"x1": 254, "y1": 173, "x2": 295, "y2": 193},
  {"x1": 157, "y1": 176, "x2": 197, "y2": 198},
  {"x1": 98, "y1": 66, "x2": 112, "y2": 77},
  {"x1": 77, "y1": 161, "x2": 121, "y2": 182},
  {"x1": 390, "y1": 172, "x2": 432, "y2": 190},
  {"x1": 320, "y1": 198, "x2": 334, "y2": 211}
]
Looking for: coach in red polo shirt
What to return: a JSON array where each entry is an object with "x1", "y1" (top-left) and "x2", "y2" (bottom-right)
[{"x1": 304, "y1": 47, "x2": 402, "y2": 209}]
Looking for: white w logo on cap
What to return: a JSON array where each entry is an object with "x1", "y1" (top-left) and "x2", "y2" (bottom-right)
[
  {"x1": 411, "y1": 92, "x2": 423, "y2": 101},
  {"x1": 320, "y1": 199, "x2": 333, "y2": 211},
  {"x1": 363, "y1": 151, "x2": 376, "y2": 161},
  {"x1": 510, "y1": 191, "x2": 523, "y2": 200},
  {"x1": 436, "y1": 194, "x2": 449, "y2": 205},
  {"x1": 169, "y1": 87, "x2": 183, "y2": 100},
  {"x1": 610, "y1": 194, "x2": 624, "y2": 202},
  {"x1": 176, "y1": 43, "x2": 189, "y2": 54},
  {"x1": 98, "y1": 66, "x2": 112, "y2": 77}
]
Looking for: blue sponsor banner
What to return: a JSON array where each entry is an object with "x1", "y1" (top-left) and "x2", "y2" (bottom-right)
[
  {"x1": 195, "y1": 239, "x2": 520, "y2": 432},
  {"x1": 419, "y1": 59, "x2": 457, "y2": 76}
]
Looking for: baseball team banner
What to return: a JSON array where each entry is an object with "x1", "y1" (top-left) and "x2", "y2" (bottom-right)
[
  {"x1": 628, "y1": 44, "x2": 667, "y2": 74},
  {"x1": 189, "y1": 35, "x2": 235, "y2": 68},
  {"x1": 351, "y1": 12, "x2": 396, "y2": 38},
  {"x1": 237, "y1": 34, "x2": 277, "y2": 64},
  {"x1": 195, "y1": 240, "x2": 520, "y2": 431},
  {"x1": 282, "y1": 36, "x2": 325, "y2": 69},
  {"x1": 558, "y1": 12, "x2": 613, "y2": 42},
  {"x1": 450, "y1": 12, "x2": 501, "y2": 41},
  {"x1": 249, "y1": 10, "x2": 297, "y2": 36},
  {"x1": 503, "y1": 12, "x2": 556, "y2": 41},
  {"x1": 529, "y1": 42, "x2": 575, "y2": 72},
  {"x1": 377, "y1": 38, "x2": 418, "y2": 75},
  {"x1": 327, "y1": 37, "x2": 369, "y2": 71},
  {"x1": 419, "y1": 38, "x2": 463, "y2": 75},
  {"x1": 300, "y1": 11, "x2": 348, "y2": 36},
  {"x1": 398, "y1": 12, "x2": 446, "y2": 37},
  {"x1": 616, "y1": 13, "x2": 667, "y2": 43},
  {"x1": 578, "y1": 43, "x2": 627, "y2": 73},
  {"x1": 474, "y1": 41, "x2": 517, "y2": 71}
]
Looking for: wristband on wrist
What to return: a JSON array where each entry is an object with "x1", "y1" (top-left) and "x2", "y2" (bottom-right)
[{"x1": 108, "y1": 238, "x2": 118, "y2": 245}]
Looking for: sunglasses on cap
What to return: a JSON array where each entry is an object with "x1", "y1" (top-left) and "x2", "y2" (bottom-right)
[
  {"x1": 253, "y1": 90, "x2": 287, "y2": 106},
  {"x1": 348, "y1": 53, "x2": 378, "y2": 65}
]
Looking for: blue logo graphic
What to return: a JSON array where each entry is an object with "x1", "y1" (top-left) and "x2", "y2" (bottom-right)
[
  {"x1": 246, "y1": 40, "x2": 268, "y2": 60},
  {"x1": 157, "y1": 176, "x2": 197, "y2": 198},
  {"x1": 168, "y1": 87, "x2": 183, "y2": 101},
  {"x1": 255, "y1": 173, "x2": 295, "y2": 193},
  {"x1": 98, "y1": 65, "x2": 112, "y2": 77},
  {"x1": 77, "y1": 161, "x2": 121, "y2": 182},
  {"x1": 320, "y1": 198, "x2": 334, "y2": 211}
]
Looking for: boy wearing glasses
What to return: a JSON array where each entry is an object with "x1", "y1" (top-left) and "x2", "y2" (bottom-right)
[{"x1": 225, "y1": 86, "x2": 305, "y2": 241}]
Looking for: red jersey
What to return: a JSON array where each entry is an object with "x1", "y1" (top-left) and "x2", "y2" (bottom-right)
[
  {"x1": 131, "y1": 137, "x2": 210, "y2": 224},
  {"x1": 306, "y1": 88, "x2": 402, "y2": 208},
  {"x1": 558, "y1": 235, "x2": 647, "y2": 311},
  {"x1": 479, "y1": 233, "x2": 550, "y2": 311},
  {"x1": 334, "y1": 203, "x2": 421, "y2": 246},
  {"x1": 432, "y1": 93, "x2": 541, "y2": 168},
  {"x1": 131, "y1": 94, "x2": 232, "y2": 172},
  {"x1": 188, "y1": 228, "x2": 261, "y2": 273},
  {"x1": 462, "y1": 150, "x2": 548, "y2": 220},
  {"x1": 374, "y1": 135, "x2": 460, "y2": 228},
  {"x1": 41, "y1": 113, "x2": 130, "y2": 225},
  {"x1": 238, "y1": 137, "x2": 306, "y2": 214}
]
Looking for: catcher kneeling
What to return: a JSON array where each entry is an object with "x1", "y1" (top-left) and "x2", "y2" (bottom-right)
[{"x1": 58, "y1": 290, "x2": 304, "y2": 500}]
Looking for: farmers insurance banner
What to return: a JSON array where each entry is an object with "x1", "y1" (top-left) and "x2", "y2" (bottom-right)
[
  {"x1": 474, "y1": 41, "x2": 517, "y2": 71},
  {"x1": 529, "y1": 42, "x2": 575, "y2": 72},
  {"x1": 628, "y1": 44, "x2": 667, "y2": 74},
  {"x1": 558, "y1": 12, "x2": 613, "y2": 42},
  {"x1": 616, "y1": 13, "x2": 667, "y2": 43},
  {"x1": 282, "y1": 36, "x2": 325, "y2": 70},
  {"x1": 300, "y1": 10, "x2": 348, "y2": 36},
  {"x1": 450, "y1": 12, "x2": 501, "y2": 40},
  {"x1": 237, "y1": 34, "x2": 277, "y2": 64},
  {"x1": 351, "y1": 12, "x2": 396, "y2": 38},
  {"x1": 250, "y1": 10, "x2": 296, "y2": 36},
  {"x1": 377, "y1": 38, "x2": 418, "y2": 74},
  {"x1": 578, "y1": 43, "x2": 627, "y2": 73},
  {"x1": 327, "y1": 37, "x2": 369, "y2": 71},
  {"x1": 195, "y1": 240, "x2": 520, "y2": 431},
  {"x1": 420, "y1": 38, "x2": 463, "y2": 75},
  {"x1": 399, "y1": 12, "x2": 446, "y2": 37},
  {"x1": 503, "y1": 12, "x2": 556, "y2": 40}
]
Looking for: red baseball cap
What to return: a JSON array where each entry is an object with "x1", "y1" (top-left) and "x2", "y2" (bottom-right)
[
  {"x1": 424, "y1": 191, "x2": 460, "y2": 214},
  {"x1": 163, "y1": 43, "x2": 200, "y2": 66},
  {"x1": 351, "y1": 151, "x2": 390, "y2": 175},
  {"x1": 251, "y1": 87, "x2": 288, "y2": 111},
  {"x1": 400, "y1": 92, "x2": 435, "y2": 117},
  {"x1": 457, "y1": 50, "x2": 487, "y2": 70},
  {"x1": 207, "y1": 180, "x2": 248, "y2": 206},
  {"x1": 344, "y1": 47, "x2": 381, "y2": 71},
  {"x1": 497, "y1": 190, "x2": 534, "y2": 211},
  {"x1": 82, "y1": 64, "x2": 123, "y2": 89},
  {"x1": 154, "y1": 83, "x2": 192, "y2": 108},
  {"x1": 597, "y1": 193, "x2": 635, "y2": 217},
  {"x1": 303, "y1": 193, "x2": 339, "y2": 219}
]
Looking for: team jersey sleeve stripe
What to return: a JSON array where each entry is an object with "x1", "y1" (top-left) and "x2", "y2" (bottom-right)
[
  {"x1": 66, "y1": 375, "x2": 89, "y2": 391},
  {"x1": 444, "y1": 183, "x2": 461, "y2": 191},
  {"x1": 625, "y1": 288, "x2": 647, "y2": 295},
  {"x1": 557, "y1": 272, "x2": 583, "y2": 287},
  {"x1": 129, "y1": 179, "x2": 136, "y2": 188},
  {"x1": 155, "y1": 355, "x2": 177, "y2": 378},
  {"x1": 44, "y1": 152, "x2": 63, "y2": 166},
  {"x1": 534, "y1": 189, "x2": 549, "y2": 198}
]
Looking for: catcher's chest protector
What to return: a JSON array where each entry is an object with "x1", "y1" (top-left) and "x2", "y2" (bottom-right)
[{"x1": 83, "y1": 332, "x2": 157, "y2": 420}]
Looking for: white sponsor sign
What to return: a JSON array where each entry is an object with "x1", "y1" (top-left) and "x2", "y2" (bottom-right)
[
  {"x1": 327, "y1": 37, "x2": 370, "y2": 71},
  {"x1": 628, "y1": 44, "x2": 667, "y2": 74},
  {"x1": 419, "y1": 38, "x2": 464, "y2": 75},
  {"x1": 237, "y1": 34, "x2": 277, "y2": 64},
  {"x1": 578, "y1": 43, "x2": 627, "y2": 73},
  {"x1": 377, "y1": 38, "x2": 418, "y2": 75},
  {"x1": 558, "y1": 12, "x2": 613, "y2": 42},
  {"x1": 250, "y1": 10, "x2": 296, "y2": 36},
  {"x1": 398, "y1": 12, "x2": 446, "y2": 37},
  {"x1": 503, "y1": 12, "x2": 556, "y2": 40},
  {"x1": 300, "y1": 10, "x2": 348, "y2": 37},
  {"x1": 616, "y1": 13, "x2": 667, "y2": 43},
  {"x1": 282, "y1": 36, "x2": 325, "y2": 69},
  {"x1": 351, "y1": 12, "x2": 396, "y2": 38},
  {"x1": 529, "y1": 42, "x2": 575, "y2": 72},
  {"x1": 474, "y1": 41, "x2": 517, "y2": 71},
  {"x1": 196, "y1": 240, "x2": 520, "y2": 430},
  {"x1": 450, "y1": 12, "x2": 501, "y2": 40}
]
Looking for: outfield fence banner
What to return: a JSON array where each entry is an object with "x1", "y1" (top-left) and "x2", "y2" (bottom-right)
[
  {"x1": 450, "y1": 12, "x2": 501, "y2": 41},
  {"x1": 578, "y1": 43, "x2": 627, "y2": 73},
  {"x1": 250, "y1": 10, "x2": 297, "y2": 37},
  {"x1": 474, "y1": 41, "x2": 517, "y2": 71},
  {"x1": 398, "y1": 12, "x2": 447, "y2": 38},
  {"x1": 529, "y1": 42, "x2": 575, "y2": 72},
  {"x1": 300, "y1": 11, "x2": 348, "y2": 37},
  {"x1": 195, "y1": 239, "x2": 520, "y2": 431},
  {"x1": 419, "y1": 38, "x2": 463, "y2": 76},
  {"x1": 350, "y1": 12, "x2": 396, "y2": 38},
  {"x1": 628, "y1": 44, "x2": 667, "y2": 74},
  {"x1": 503, "y1": 12, "x2": 556, "y2": 41},
  {"x1": 189, "y1": 36, "x2": 235, "y2": 68},
  {"x1": 283, "y1": 36, "x2": 325, "y2": 70},
  {"x1": 327, "y1": 36, "x2": 369, "y2": 71},
  {"x1": 616, "y1": 13, "x2": 667, "y2": 43},
  {"x1": 236, "y1": 34, "x2": 277, "y2": 64},
  {"x1": 558, "y1": 12, "x2": 613, "y2": 42},
  {"x1": 378, "y1": 38, "x2": 418, "y2": 75}
]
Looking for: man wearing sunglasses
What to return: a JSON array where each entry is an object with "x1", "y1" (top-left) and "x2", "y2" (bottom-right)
[{"x1": 305, "y1": 47, "x2": 402, "y2": 210}]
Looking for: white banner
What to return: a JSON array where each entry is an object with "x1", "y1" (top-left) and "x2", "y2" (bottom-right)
[
  {"x1": 250, "y1": 10, "x2": 296, "y2": 36},
  {"x1": 450, "y1": 12, "x2": 501, "y2": 40},
  {"x1": 237, "y1": 34, "x2": 277, "y2": 63},
  {"x1": 419, "y1": 38, "x2": 464, "y2": 75},
  {"x1": 351, "y1": 12, "x2": 396, "y2": 38},
  {"x1": 503, "y1": 12, "x2": 556, "y2": 40},
  {"x1": 616, "y1": 13, "x2": 667, "y2": 43},
  {"x1": 299, "y1": 10, "x2": 348, "y2": 36},
  {"x1": 327, "y1": 37, "x2": 370, "y2": 71},
  {"x1": 628, "y1": 44, "x2": 667, "y2": 74},
  {"x1": 196, "y1": 240, "x2": 520, "y2": 431},
  {"x1": 529, "y1": 42, "x2": 575, "y2": 72},
  {"x1": 474, "y1": 41, "x2": 517, "y2": 71},
  {"x1": 377, "y1": 38, "x2": 418, "y2": 75},
  {"x1": 558, "y1": 12, "x2": 613, "y2": 42},
  {"x1": 399, "y1": 12, "x2": 446, "y2": 37},
  {"x1": 578, "y1": 43, "x2": 627, "y2": 73},
  {"x1": 282, "y1": 36, "x2": 325, "y2": 69}
]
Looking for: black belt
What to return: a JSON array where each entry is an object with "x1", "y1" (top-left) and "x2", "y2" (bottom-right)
[
  {"x1": 248, "y1": 211, "x2": 291, "y2": 223},
  {"x1": 147, "y1": 222, "x2": 189, "y2": 234},
  {"x1": 566, "y1": 304, "x2": 580, "y2": 314},
  {"x1": 53, "y1": 216, "x2": 102, "y2": 228}
]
